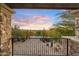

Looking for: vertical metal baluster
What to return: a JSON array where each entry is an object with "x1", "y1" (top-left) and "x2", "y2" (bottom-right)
[{"x1": 67, "y1": 39, "x2": 68, "y2": 56}]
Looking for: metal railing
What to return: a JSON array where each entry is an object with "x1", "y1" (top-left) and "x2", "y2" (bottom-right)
[{"x1": 12, "y1": 37, "x2": 70, "y2": 56}]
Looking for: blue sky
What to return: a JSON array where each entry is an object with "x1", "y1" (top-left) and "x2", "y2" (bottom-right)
[
  {"x1": 12, "y1": 9, "x2": 65, "y2": 30},
  {"x1": 13, "y1": 9, "x2": 64, "y2": 24}
]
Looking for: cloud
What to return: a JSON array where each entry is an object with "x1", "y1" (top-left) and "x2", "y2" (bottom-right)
[
  {"x1": 12, "y1": 14, "x2": 53, "y2": 30},
  {"x1": 12, "y1": 16, "x2": 32, "y2": 26},
  {"x1": 20, "y1": 23, "x2": 53, "y2": 30},
  {"x1": 32, "y1": 15, "x2": 49, "y2": 20}
]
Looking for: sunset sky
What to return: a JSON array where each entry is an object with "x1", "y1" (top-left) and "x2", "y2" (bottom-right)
[{"x1": 12, "y1": 9, "x2": 65, "y2": 30}]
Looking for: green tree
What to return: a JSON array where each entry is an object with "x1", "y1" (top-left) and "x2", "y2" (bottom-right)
[
  {"x1": 48, "y1": 28, "x2": 62, "y2": 38},
  {"x1": 57, "y1": 10, "x2": 75, "y2": 36}
]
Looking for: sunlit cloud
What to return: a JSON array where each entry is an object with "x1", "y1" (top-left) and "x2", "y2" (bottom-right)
[
  {"x1": 12, "y1": 14, "x2": 53, "y2": 30},
  {"x1": 32, "y1": 15, "x2": 49, "y2": 20}
]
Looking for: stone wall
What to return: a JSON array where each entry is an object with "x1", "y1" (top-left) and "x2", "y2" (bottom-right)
[
  {"x1": 0, "y1": 4, "x2": 13, "y2": 56},
  {"x1": 75, "y1": 17, "x2": 79, "y2": 38},
  {"x1": 68, "y1": 39, "x2": 79, "y2": 56}
]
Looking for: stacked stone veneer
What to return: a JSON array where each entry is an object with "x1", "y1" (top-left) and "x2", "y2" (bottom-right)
[
  {"x1": 68, "y1": 39, "x2": 79, "y2": 56},
  {"x1": 0, "y1": 4, "x2": 13, "y2": 56},
  {"x1": 75, "y1": 17, "x2": 79, "y2": 37}
]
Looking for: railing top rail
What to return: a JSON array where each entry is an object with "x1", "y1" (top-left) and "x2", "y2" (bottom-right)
[{"x1": 12, "y1": 37, "x2": 69, "y2": 39}]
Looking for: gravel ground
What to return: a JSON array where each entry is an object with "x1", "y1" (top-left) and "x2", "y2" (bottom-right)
[{"x1": 13, "y1": 39, "x2": 66, "y2": 56}]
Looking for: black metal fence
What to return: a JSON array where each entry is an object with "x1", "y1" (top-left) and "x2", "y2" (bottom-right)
[{"x1": 12, "y1": 37, "x2": 70, "y2": 56}]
